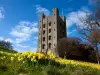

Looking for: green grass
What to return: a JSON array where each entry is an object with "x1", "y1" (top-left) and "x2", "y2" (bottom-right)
[
  {"x1": 0, "y1": 61, "x2": 100, "y2": 75},
  {"x1": 0, "y1": 50, "x2": 100, "y2": 75}
]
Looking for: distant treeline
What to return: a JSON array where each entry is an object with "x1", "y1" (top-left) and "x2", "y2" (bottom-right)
[{"x1": 0, "y1": 40, "x2": 17, "y2": 53}]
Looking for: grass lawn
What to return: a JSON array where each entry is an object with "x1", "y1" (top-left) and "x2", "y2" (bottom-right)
[{"x1": 0, "y1": 50, "x2": 100, "y2": 75}]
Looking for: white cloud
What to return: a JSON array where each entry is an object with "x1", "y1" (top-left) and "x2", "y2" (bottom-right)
[
  {"x1": 16, "y1": 44, "x2": 29, "y2": 48},
  {"x1": 10, "y1": 21, "x2": 38, "y2": 43},
  {"x1": 0, "y1": 7, "x2": 4, "y2": 20},
  {"x1": 35, "y1": 5, "x2": 50, "y2": 16},
  {"x1": 0, "y1": 36, "x2": 33, "y2": 52},
  {"x1": 0, "y1": 37, "x2": 4, "y2": 40},
  {"x1": 0, "y1": 37, "x2": 13, "y2": 43},
  {"x1": 5, "y1": 38, "x2": 14, "y2": 43},
  {"x1": 66, "y1": 7, "x2": 91, "y2": 36},
  {"x1": 14, "y1": 46, "x2": 37, "y2": 52},
  {"x1": 8, "y1": 21, "x2": 39, "y2": 52},
  {"x1": 66, "y1": 8, "x2": 91, "y2": 28},
  {"x1": 15, "y1": 38, "x2": 28, "y2": 44},
  {"x1": 30, "y1": 47, "x2": 37, "y2": 52}
]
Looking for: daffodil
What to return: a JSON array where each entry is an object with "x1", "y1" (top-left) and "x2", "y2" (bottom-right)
[
  {"x1": 34, "y1": 59, "x2": 37, "y2": 62},
  {"x1": 11, "y1": 57, "x2": 14, "y2": 61},
  {"x1": 14, "y1": 54, "x2": 17, "y2": 57},
  {"x1": 18, "y1": 57, "x2": 23, "y2": 61},
  {"x1": 3, "y1": 56, "x2": 6, "y2": 59},
  {"x1": 47, "y1": 50, "x2": 52, "y2": 55},
  {"x1": 31, "y1": 58, "x2": 35, "y2": 62},
  {"x1": 23, "y1": 61, "x2": 25, "y2": 63},
  {"x1": 27, "y1": 55, "x2": 32, "y2": 58}
]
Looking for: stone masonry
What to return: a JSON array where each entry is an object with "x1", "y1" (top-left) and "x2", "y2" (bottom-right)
[{"x1": 37, "y1": 8, "x2": 66, "y2": 56}]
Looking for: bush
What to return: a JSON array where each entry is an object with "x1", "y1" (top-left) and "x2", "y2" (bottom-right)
[{"x1": 57, "y1": 37, "x2": 97, "y2": 63}]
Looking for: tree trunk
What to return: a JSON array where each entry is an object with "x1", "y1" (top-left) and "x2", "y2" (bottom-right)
[{"x1": 95, "y1": 46, "x2": 100, "y2": 64}]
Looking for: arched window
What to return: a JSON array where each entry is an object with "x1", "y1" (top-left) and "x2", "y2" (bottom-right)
[
  {"x1": 49, "y1": 36, "x2": 51, "y2": 40},
  {"x1": 43, "y1": 30, "x2": 45, "y2": 34},
  {"x1": 49, "y1": 29, "x2": 51, "y2": 33},
  {"x1": 49, "y1": 22, "x2": 51, "y2": 26},
  {"x1": 43, "y1": 24, "x2": 45, "y2": 28},
  {"x1": 43, "y1": 37, "x2": 45, "y2": 41},
  {"x1": 42, "y1": 44, "x2": 45, "y2": 49},
  {"x1": 49, "y1": 43, "x2": 51, "y2": 48}
]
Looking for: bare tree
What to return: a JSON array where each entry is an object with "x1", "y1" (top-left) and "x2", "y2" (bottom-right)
[
  {"x1": 76, "y1": 0, "x2": 100, "y2": 64},
  {"x1": 77, "y1": 12, "x2": 100, "y2": 64}
]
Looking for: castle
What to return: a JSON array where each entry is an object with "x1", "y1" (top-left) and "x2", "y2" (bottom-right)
[
  {"x1": 37, "y1": 8, "x2": 66, "y2": 56},
  {"x1": 36, "y1": 8, "x2": 99, "y2": 63}
]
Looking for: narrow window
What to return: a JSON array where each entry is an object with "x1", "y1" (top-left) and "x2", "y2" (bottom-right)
[
  {"x1": 43, "y1": 24, "x2": 45, "y2": 28},
  {"x1": 49, "y1": 43, "x2": 51, "y2": 48},
  {"x1": 49, "y1": 36, "x2": 51, "y2": 40},
  {"x1": 42, "y1": 44, "x2": 45, "y2": 49},
  {"x1": 43, "y1": 37, "x2": 45, "y2": 41},
  {"x1": 49, "y1": 22, "x2": 51, "y2": 26},
  {"x1": 43, "y1": 30, "x2": 45, "y2": 34},
  {"x1": 49, "y1": 29, "x2": 51, "y2": 33},
  {"x1": 60, "y1": 22, "x2": 61, "y2": 25}
]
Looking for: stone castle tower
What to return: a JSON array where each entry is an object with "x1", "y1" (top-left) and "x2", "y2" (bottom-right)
[{"x1": 37, "y1": 8, "x2": 66, "y2": 56}]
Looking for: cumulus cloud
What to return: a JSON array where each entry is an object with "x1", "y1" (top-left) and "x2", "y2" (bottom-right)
[
  {"x1": 66, "y1": 8, "x2": 91, "y2": 29},
  {"x1": 30, "y1": 47, "x2": 37, "y2": 52},
  {"x1": 0, "y1": 37, "x2": 29, "y2": 49},
  {"x1": 35, "y1": 5, "x2": 50, "y2": 16},
  {"x1": 66, "y1": 7, "x2": 91, "y2": 37},
  {"x1": 10, "y1": 21, "x2": 38, "y2": 43},
  {"x1": 5, "y1": 38, "x2": 14, "y2": 43},
  {"x1": 16, "y1": 44, "x2": 30, "y2": 48},
  {"x1": 0, "y1": 37, "x2": 13, "y2": 43},
  {"x1": 14, "y1": 46, "x2": 37, "y2": 52},
  {"x1": 0, "y1": 7, "x2": 4, "y2": 20}
]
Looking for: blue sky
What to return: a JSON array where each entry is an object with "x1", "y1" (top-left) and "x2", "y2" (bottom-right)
[{"x1": 0, "y1": 0, "x2": 93, "y2": 52}]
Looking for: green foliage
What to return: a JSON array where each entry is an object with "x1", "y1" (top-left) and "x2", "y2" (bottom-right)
[
  {"x1": 0, "y1": 40, "x2": 17, "y2": 53},
  {"x1": 0, "y1": 40, "x2": 13, "y2": 49}
]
